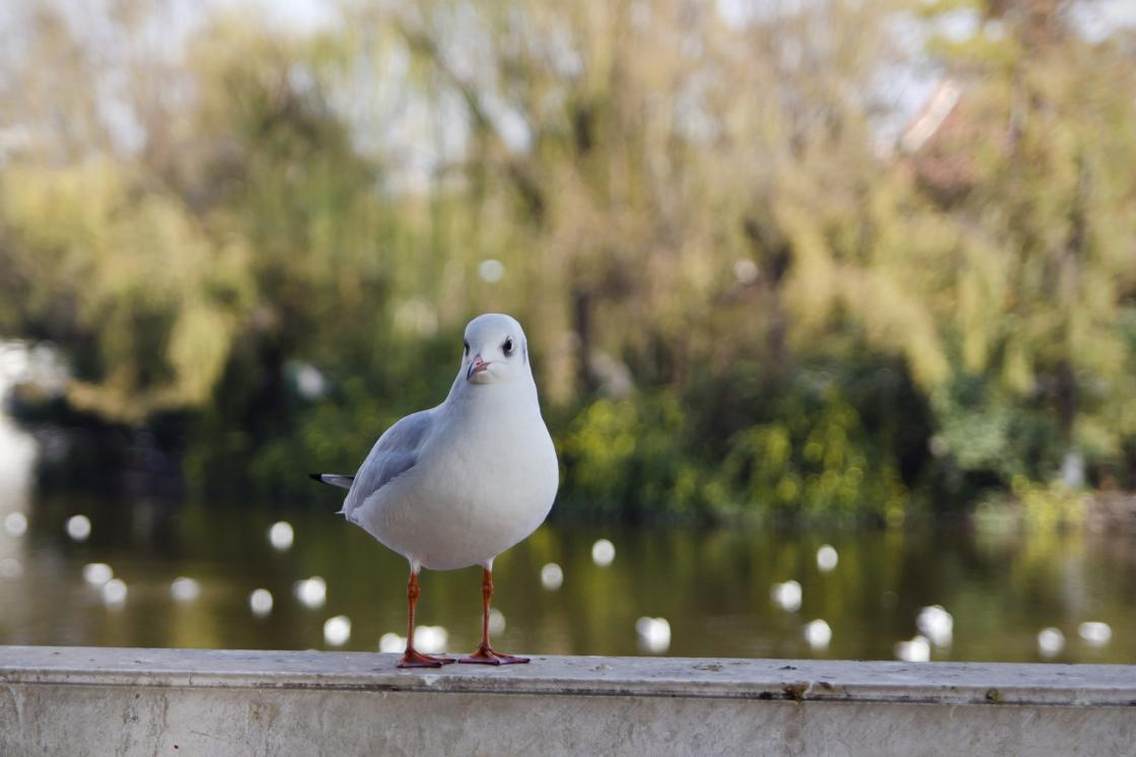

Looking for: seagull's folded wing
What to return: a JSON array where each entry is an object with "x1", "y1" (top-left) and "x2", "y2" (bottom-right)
[{"x1": 341, "y1": 409, "x2": 435, "y2": 518}]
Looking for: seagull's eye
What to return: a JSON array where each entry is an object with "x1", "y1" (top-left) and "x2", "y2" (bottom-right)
[
  {"x1": 502, "y1": 337, "x2": 514, "y2": 356},
  {"x1": 463, "y1": 341, "x2": 470, "y2": 356}
]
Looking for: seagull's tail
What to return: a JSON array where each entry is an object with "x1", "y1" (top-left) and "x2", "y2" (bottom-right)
[{"x1": 309, "y1": 473, "x2": 355, "y2": 490}]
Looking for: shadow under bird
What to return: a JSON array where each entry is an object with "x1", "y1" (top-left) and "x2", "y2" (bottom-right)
[{"x1": 311, "y1": 313, "x2": 559, "y2": 667}]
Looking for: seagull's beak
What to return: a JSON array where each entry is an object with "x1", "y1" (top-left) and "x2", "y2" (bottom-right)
[{"x1": 467, "y1": 355, "x2": 490, "y2": 381}]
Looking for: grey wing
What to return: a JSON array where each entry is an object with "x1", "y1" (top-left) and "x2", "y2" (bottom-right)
[{"x1": 341, "y1": 409, "x2": 435, "y2": 518}]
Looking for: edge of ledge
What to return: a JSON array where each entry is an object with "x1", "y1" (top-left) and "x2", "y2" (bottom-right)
[{"x1": 1, "y1": 646, "x2": 1134, "y2": 707}]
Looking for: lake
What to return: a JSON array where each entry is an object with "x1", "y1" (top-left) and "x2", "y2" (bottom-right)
[{"x1": 1, "y1": 494, "x2": 1134, "y2": 663}]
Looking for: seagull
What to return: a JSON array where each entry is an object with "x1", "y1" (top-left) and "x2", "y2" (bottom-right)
[{"x1": 312, "y1": 313, "x2": 559, "y2": 668}]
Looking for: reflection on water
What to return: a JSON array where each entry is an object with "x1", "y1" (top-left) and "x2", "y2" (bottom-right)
[
  {"x1": 0, "y1": 342, "x2": 39, "y2": 643},
  {"x1": 1, "y1": 494, "x2": 1135, "y2": 664}
]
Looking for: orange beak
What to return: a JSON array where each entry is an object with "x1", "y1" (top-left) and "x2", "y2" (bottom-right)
[{"x1": 467, "y1": 355, "x2": 489, "y2": 380}]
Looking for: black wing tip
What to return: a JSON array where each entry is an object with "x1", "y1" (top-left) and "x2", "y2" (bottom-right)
[{"x1": 310, "y1": 473, "x2": 355, "y2": 489}]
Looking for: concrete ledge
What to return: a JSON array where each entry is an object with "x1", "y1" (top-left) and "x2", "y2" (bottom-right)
[{"x1": 2, "y1": 646, "x2": 1135, "y2": 755}]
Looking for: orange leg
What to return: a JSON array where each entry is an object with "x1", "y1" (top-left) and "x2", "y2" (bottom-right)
[
  {"x1": 398, "y1": 571, "x2": 455, "y2": 668},
  {"x1": 459, "y1": 567, "x2": 529, "y2": 665}
]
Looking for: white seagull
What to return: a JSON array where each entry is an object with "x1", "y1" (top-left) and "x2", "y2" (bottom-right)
[{"x1": 312, "y1": 313, "x2": 559, "y2": 667}]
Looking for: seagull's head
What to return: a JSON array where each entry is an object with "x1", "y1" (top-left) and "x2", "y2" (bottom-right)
[{"x1": 460, "y1": 313, "x2": 530, "y2": 386}]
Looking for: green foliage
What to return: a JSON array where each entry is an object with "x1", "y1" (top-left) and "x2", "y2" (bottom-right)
[
  {"x1": 715, "y1": 389, "x2": 907, "y2": 522},
  {"x1": 559, "y1": 369, "x2": 916, "y2": 523},
  {"x1": 560, "y1": 393, "x2": 703, "y2": 521},
  {"x1": 974, "y1": 478, "x2": 1087, "y2": 531},
  {"x1": 0, "y1": 159, "x2": 252, "y2": 421},
  {"x1": 2, "y1": 0, "x2": 1135, "y2": 519}
]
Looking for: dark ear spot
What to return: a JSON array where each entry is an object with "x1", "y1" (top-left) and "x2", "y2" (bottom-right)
[{"x1": 522, "y1": 340, "x2": 528, "y2": 364}]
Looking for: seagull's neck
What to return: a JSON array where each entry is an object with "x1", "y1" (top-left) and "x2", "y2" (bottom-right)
[{"x1": 444, "y1": 376, "x2": 541, "y2": 419}]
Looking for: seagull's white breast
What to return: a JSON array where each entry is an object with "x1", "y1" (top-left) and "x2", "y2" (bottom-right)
[{"x1": 351, "y1": 384, "x2": 558, "y2": 571}]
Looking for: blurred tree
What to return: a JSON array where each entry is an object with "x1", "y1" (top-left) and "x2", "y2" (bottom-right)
[
  {"x1": 908, "y1": 0, "x2": 1136, "y2": 492},
  {"x1": 1, "y1": 0, "x2": 1133, "y2": 514}
]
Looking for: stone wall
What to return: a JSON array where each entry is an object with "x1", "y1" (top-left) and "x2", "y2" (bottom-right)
[{"x1": 2, "y1": 646, "x2": 1134, "y2": 756}]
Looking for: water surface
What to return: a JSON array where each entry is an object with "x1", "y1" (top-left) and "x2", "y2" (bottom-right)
[{"x1": 2, "y1": 495, "x2": 1134, "y2": 663}]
